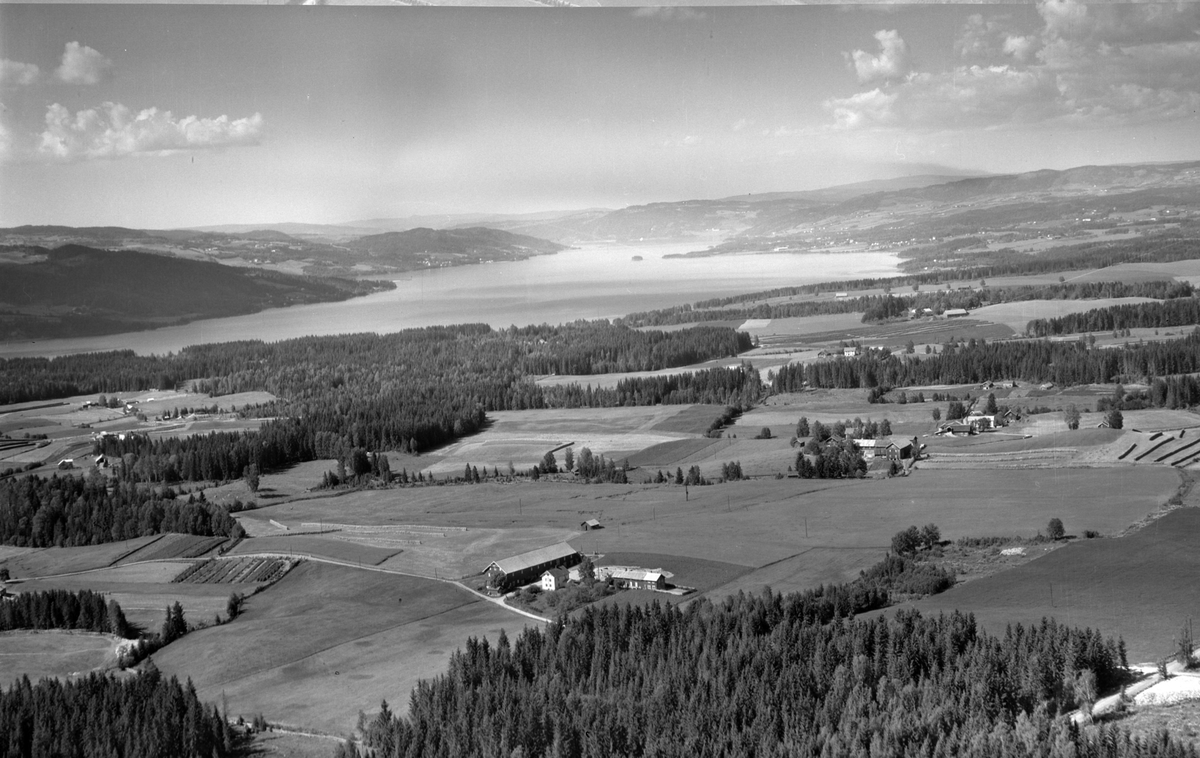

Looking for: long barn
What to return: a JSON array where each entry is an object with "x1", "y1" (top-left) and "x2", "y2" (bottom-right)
[{"x1": 485, "y1": 542, "x2": 581, "y2": 589}]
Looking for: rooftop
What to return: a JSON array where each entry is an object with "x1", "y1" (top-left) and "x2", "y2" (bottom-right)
[{"x1": 489, "y1": 542, "x2": 578, "y2": 575}]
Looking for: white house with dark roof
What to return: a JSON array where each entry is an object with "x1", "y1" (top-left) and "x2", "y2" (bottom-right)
[{"x1": 540, "y1": 568, "x2": 570, "y2": 592}]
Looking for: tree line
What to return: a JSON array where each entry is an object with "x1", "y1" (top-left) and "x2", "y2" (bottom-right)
[
  {"x1": 0, "y1": 588, "x2": 131, "y2": 638},
  {"x1": 0, "y1": 322, "x2": 750, "y2": 406},
  {"x1": 773, "y1": 330, "x2": 1200, "y2": 392},
  {"x1": 1027, "y1": 296, "x2": 1200, "y2": 337},
  {"x1": 0, "y1": 668, "x2": 235, "y2": 758},
  {"x1": 0, "y1": 474, "x2": 242, "y2": 547},
  {"x1": 347, "y1": 587, "x2": 1147, "y2": 758}
]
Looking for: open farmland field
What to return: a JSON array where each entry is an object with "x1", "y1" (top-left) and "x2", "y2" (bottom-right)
[
  {"x1": 424, "y1": 405, "x2": 718, "y2": 475},
  {"x1": 595, "y1": 551, "x2": 752, "y2": 594},
  {"x1": 1123, "y1": 409, "x2": 1200, "y2": 432},
  {"x1": 0, "y1": 535, "x2": 163, "y2": 579},
  {"x1": 0, "y1": 631, "x2": 120, "y2": 684},
  {"x1": 704, "y1": 546, "x2": 888, "y2": 602},
  {"x1": 905, "y1": 506, "x2": 1200, "y2": 663},
  {"x1": 11, "y1": 561, "x2": 250, "y2": 629},
  {"x1": 238, "y1": 462, "x2": 1176, "y2": 587},
  {"x1": 227, "y1": 534, "x2": 402, "y2": 566},
  {"x1": 777, "y1": 318, "x2": 1015, "y2": 351},
  {"x1": 117, "y1": 533, "x2": 227, "y2": 563},
  {"x1": 740, "y1": 395, "x2": 938, "y2": 440},
  {"x1": 173, "y1": 556, "x2": 295, "y2": 585},
  {"x1": 153, "y1": 561, "x2": 526, "y2": 735},
  {"x1": 969, "y1": 297, "x2": 1160, "y2": 333}
]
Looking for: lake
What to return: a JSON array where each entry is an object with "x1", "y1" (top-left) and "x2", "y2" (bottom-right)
[{"x1": 0, "y1": 242, "x2": 899, "y2": 359}]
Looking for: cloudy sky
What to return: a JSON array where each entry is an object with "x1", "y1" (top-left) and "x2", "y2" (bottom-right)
[{"x1": 1, "y1": 2, "x2": 1198, "y2": 228}]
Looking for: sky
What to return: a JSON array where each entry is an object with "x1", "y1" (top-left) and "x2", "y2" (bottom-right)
[{"x1": 1, "y1": 2, "x2": 1198, "y2": 229}]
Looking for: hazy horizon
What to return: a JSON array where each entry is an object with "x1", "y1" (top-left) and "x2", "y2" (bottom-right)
[{"x1": 3, "y1": 2, "x2": 1199, "y2": 229}]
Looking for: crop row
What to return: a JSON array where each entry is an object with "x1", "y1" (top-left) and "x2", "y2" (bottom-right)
[{"x1": 173, "y1": 556, "x2": 294, "y2": 585}]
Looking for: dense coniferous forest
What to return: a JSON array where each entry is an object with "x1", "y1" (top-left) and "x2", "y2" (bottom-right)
[
  {"x1": 0, "y1": 669, "x2": 235, "y2": 758},
  {"x1": 772, "y1": 330, "x2": 1200, "y2": 393},
  {"x1": 0, "y1": 589, "x2": 131, "y2": 638},
  {"x1": 0, "y1": 474, "x2": 242, "y2": 547},
  {"x1": 0, "y1": 323, "x2": 750, "y2": 406},
  {"x1": 1027, "y1": 297, "x2": 1200, "y2": 337},
  {"x1": 346, "y1": 588, "x2": 1163, "y2": 758}
]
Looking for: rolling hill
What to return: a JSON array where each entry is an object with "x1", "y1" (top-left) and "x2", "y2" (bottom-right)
[{"x1": 0, "y1": 245, "x2": 392, "y2": 341}]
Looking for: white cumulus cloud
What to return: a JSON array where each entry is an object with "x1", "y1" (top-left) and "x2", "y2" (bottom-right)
[
  {"x1": 55, "y1": 42, "x2": 112, "y2": 86},
  {"x1": 37, "y1": 102, "x2": 265, "y2": 161},
  {"x1": 828, "y1": 1, "x2": 1200, "y2": 131},
  {"x1": 848, "y1": 30, "x2": 911, "y2": 85},
  {"x1": 0, "y1": 59, "x2": 40, "y2": 87}
]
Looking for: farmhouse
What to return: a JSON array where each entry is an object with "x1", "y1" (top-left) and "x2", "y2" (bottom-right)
[
  {"x1": 484, "y1": 542, "x2": 581, "y2": 589},
  {"x1": 608, "y1": 569, "x2": 666, "y2": 591},
  {"x1": 966, "y1": 412, "x2": 1003, "y2": 430},
  {"x1": 944, "y1": 308, "x2": 970, "y2": 318},
  {"x1": 853, "y1": 438, "x2": 916, "y2": 460},
  {"x1": 540, "y1": 568, "x2": 569, "y2": 592},
  {"x1": 580, "y1": 518, "x2": 601, "y2": 531}
]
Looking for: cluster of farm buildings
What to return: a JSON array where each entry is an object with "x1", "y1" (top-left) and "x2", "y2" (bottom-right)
[{"x1": 483, "y1": 540, "x2": 668, "y2": 594}]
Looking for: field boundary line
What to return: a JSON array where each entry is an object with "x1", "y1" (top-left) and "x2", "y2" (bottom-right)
[
  {"x1": 202, "y1": 595, "x2": 513, "y2": 692},
  {"x1": 228, "y1": 550, "x2": 553, "y2": 623}
]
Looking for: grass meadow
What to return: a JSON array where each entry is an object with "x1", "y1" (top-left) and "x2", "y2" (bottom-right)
[
  {"x1": 0, "y1": 631, "x2": 120, "y2": 684},
  {"x1": 153, "y1": 561, "x2": 526, "y2": 735},
  {"x1": 905, "y1": 506, "x2": 1200, "y2": 663}
]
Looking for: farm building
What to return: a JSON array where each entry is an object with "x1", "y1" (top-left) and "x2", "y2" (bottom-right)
[
  {"x1": 57, "y1": 459, "x2": 74, "y2": 470},
  {"x1": 852, "y1": 438, "x2": 916, "y2": 460},
  {"x1": 580, "y1": 518, "x2": 601, "y2": 531},
  {"x1": 540, "y1": 568, "x2": 569, "y2": 592},
  {"x1": 937, "y1": 421, "x2": 975, "y2": 436},
  {"x1": 484, "y1": 542, "x2": 581, "y2": 589},
  {"x1": 966, "y1": 412, "x2": 1003, "y2": 430},
  {"x1": 944, "y1": 308, "x2": 970, "y2": 318},
  {"x1": 608, "y1": 569, "x2": 666, "y2": 591}
]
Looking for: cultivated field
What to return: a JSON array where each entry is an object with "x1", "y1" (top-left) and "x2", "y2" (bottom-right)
[
  {"x1": 226, "y1": 535, "x2": 402, "y2": 566},
  {"x1": 906, "y1": 506, "x2": 1200, "y2": 663},
  {"x1": 422, "y1": 405, "x2": 722, "y2": 476},
  {"x1": 153, "y1": 561, "x2": 526, "y2": 735},
  {"x1": 117, "y1": 533, "x2": 228, "y2": 563},
  {"x1": 11, "y1": 561, "x2": 246, "y2": 629},
  {"x1": 0, "y1": 630, "x2": 121, "y2": 684},
  {"x1": 0, "y1": 535, "x2": 163, "y2": 579},
  {"x1": 173, "y1": 556, "x2": 295, "y2": 585},
  {"x1": 969, "y1": 297, "x2": 1160, "y2": 333}
]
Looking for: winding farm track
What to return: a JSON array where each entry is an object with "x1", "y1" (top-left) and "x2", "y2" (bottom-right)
[{"x1": 17, "y1": 548, "x2": 554, "y2": 625}]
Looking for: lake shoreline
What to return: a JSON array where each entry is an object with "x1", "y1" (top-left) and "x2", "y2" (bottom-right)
[{"x1": 0, "y1": 242, "x2": 899, "y2": 360}]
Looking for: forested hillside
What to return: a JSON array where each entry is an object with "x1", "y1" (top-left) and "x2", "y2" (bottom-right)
[
  {"x1": 347, "y1": 589, "x2": 1169, "y2": 758},
  {"x1": 0, "y1": 245, "x2": 391, "y2": 340},
  {"x1": 0, "y1": 474, "x2": 242, "y2": 547},
  {"x1": 0, "y1": 669, "x2": 235, "y2": 758}
]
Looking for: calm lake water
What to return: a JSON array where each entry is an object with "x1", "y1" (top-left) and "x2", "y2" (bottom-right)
[{"x1": 0, "y1": 242, "x2": 899, "y2": 359}]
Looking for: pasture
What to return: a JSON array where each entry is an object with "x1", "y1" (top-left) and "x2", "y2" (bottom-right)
[
  {"x1": 0, "y1": 535, "x2": 163, "y2": 579},
  {"x1": 153, "y1": 561, "x2": 526, "y2": 735},
  {"x1": 0, "y1": 631, "x2": 120, "y2": 684},
  {"x1": 422, "y1": 405, "x2": 716, "y2": 476},
  {"x1": 906, "y1": 506, "x2": 1200, "y2": 663},
  {"x1": 12, "y1": 561, "x2": 244, "y2": 630},
  {"x1": 227, "y1": 535, "x2": 402, "y2": 566},
  {"x1": 969, "y1": 297, "x2": 1160, "y2": 333}
]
